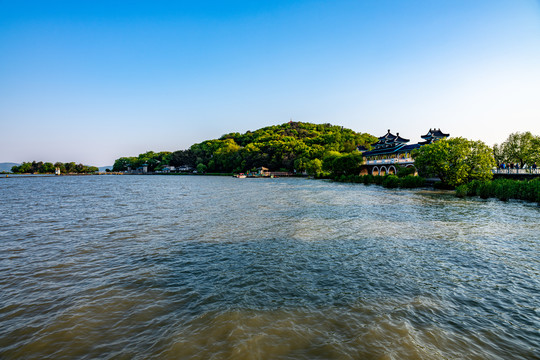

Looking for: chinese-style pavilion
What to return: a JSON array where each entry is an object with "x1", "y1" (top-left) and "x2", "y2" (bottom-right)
[
  {"x1": 419, "y1": 128, "x2": 450, "y2": 145},
  {"x1": 359, "y1": 129, "x2": 449, "y2": 176}
]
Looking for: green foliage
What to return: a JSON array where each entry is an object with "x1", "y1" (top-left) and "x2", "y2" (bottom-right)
[
  {"x1": 396, "y1": 166, "x2": 416, "y2": 178},
  {"x1": 494, "y1": 131, "x2": 540, "y2": 167},
  {"x1": 334, "y1": 174, "x2": 426, "y2": 189},
  {"x1": 113, "y1": 122, "x2": 377, "y2": 174},
  {"x1": 196, "y1": 163, "x2": 207, "y2": 173},
  {"x1": 373, "y1": 175, "x2": 385, "y2": 185},
  {"x1": 170, "y1": 149, "x2": 196, "y2": 168},
  {"x1": 413, "y1": 137, "x2": 495, "y2": 187},
  {"x1": 399, "y1": 175, "x2": 426, "y2": 188},
  {"x1": 466, "y1": 180, "x2": 482, "y2": 196},
  {"x1": 493, "y1": 180, "x2": 513, "y2": 201},
  {"x1": 382, "y1": 175, "x2": 400, "y2": 188},
  {"x1": 455, "y1": 184, "x2": 468, "y2": 198},
  {"x1": 11, "y1": 161, "x2": 98, "y2": 174},
  {"x1": 304, "y1": 158, "x2": 323, "y2": 176},
  {"x1": 323, "y1": 151, "x2": 364, "y2": 175},
  {"x1": 112, "y1": 157, "x2": 136, "y2": 172},
  {"x1": 455, "y1": 178, "x2": 540, "y2": 204},
  {"x1": 476, "y1": 181, "x2": 494, "y2": 199},
  {"x1": 112, "y1": 151, "x2": 171, "y2": 172},
  {"x1": 12, "y1": 162, "x2": 31, "y2": 173},
  {"x1": 362, "y1": 174, "x2": 374, "y2": 185},
  {"x1": 42, "y1": 162, "x2": 55, "y2": 173},
  {"x1": 314, "y1": 171, "x2": 331, "y2": 179}
]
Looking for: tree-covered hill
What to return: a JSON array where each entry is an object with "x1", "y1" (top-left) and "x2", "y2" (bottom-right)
[
  {"x1": 113, "y1": 122, "x2": 377, "y2": 174},
  {"x1": 10, "y1": 161, "x2": 98, "y2": 174}
]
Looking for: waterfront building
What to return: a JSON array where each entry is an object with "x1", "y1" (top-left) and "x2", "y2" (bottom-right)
[
  {"x1": 177, "y1": 165, "x2": 194, "y2": 172},
  {"x1": 360, "y1": 129, "x2": 449, "y2": 176},
  {"x1": 161, "y1": 165, "x2": 175, "y2": 173},
  {"x1": 256, "y1": 167, "x2": 270, "y2": 176}
]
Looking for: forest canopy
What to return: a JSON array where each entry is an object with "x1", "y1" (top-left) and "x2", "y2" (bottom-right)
[
  {"x1": 11, "y1": 161, "x2": 98, "y2": 174},
  {"x1": 113, "y1": 122, "x2": 377, "y2": 174},
  {"x1": 112, "y1": 151, "x2": 172, "y2": 173}
]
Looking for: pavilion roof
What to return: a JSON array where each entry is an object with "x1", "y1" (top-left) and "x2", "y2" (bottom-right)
[
  {"x1": 421, "y1": 128, "x2": 449, "y2": 139},
  {"x1": 376, "y1": 129, "x2": 409, "y2": 143},
  {"x1": 372, "y1": 130, "x2": 410, "y2": 150},
  {"x1": 362, "y1": 143, "x2": 420, "y2": 157}
]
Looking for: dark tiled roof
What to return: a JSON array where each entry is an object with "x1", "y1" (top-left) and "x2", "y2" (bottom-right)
[
  {"x1": 421, "y1": 128, "x2": 449, "y2": 139},
  {"x1": 401, "y1": 144, "x2": 421, "y2": 151},
  {"x1": 378, "y1": 130, "x2": 397, "y2": 141},
  {"x1": 432, "y1": 129, "x2": 449, "y2": 137},
  {"x1": 394, "y1": 135, "x2": 410, "y2": 143},
  {"x1": 363, "y1": 143, "x2": 420, "y2": 157},
  {"x1": 363, "y1": 129, "x2": 447, "y2": 157},
  {"x1": 373, "y1": 130, "x2": 410, "y2": 149},
  {"x1": 362, "y1": 144, "x2": 407, "y2": 156}
]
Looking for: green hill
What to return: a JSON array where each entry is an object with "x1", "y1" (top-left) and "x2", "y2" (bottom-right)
[{"x1": 113, "y1": 121, "x2": 376, "y2": 174}]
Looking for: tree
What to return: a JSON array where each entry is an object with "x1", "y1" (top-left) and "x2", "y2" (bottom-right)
[
  {"x1": 494, "y1": 131, "x2": 540, "y2": 167},
  {"x1": 532, "y1": 137, "x2": 540, "y2": 166},
  {"x1": 305, "y1": 158, "x2": 323, "y2": 175},
  {"x1": 112, "y1": 122, "x2": 377, "y2": 174},
  {"x1": 41, "y1": 162, "x2": 55, "y2": 173},
  {"x1": 323, "y1": 151, "x2": 364, "y2": 176},
  {"x1": 11, "y1": 161, "x2": 98, "y2": 174},
  {"x1": 170, "y1": 149, "x2": 196, "y2": 167},
  {"x1": 492, "y1": 143, "x2": 504, "y2": 165},
  {"x1": 413, "y1": 137, "x2": 495, "y2": 187},
  {"x1": 196, "y1": 163, "x2": 207, "y2": 173},
  {"x1": 31, "y1": 161, "x2": 43, "y2": 173},
  {"x1": 65, "y1": 162, "x2": 77, "y2": 173},
  {"x1": 112, "y1": 157, "x2": 137, "y2": 171},
  {"x1": 13, "y1": 162, "x2": 32, "y2": 173}
]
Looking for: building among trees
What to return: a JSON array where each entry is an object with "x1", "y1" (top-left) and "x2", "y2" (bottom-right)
[{"x1": 360, "y1": 129, "x2": 449, "y2": 176}]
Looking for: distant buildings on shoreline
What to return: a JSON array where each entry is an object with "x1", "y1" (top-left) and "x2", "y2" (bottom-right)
[{"x1": 122, "y1": 128, "x2": 451, "y2": 176}]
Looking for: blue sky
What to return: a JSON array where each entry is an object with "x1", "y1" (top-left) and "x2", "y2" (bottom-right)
[{"x1": 1, "y1": 0, "x2": 539, "y2": 166}]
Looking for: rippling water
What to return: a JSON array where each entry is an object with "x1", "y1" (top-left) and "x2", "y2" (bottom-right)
[{"x1": 1, "y1": 175, "x2": 539, "y2": 359}]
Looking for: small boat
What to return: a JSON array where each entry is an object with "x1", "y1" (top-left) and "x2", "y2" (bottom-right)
[{"x1": 234, "y1": 173, "x2": 246, "y2": 178}]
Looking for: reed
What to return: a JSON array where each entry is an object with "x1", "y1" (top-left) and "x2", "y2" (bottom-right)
[{"x1": 455, "y1": 178, "x2": 540, "y2": 204}]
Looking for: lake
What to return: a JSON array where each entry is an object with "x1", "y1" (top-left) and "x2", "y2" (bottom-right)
[{"x1": 0, "y1": 175, "x2": 539, "y2": 359}]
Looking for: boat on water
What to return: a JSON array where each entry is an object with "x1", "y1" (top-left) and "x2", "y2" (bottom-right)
[{"x1": 234, "y1": 173, "x2": 247, "y2": 178}]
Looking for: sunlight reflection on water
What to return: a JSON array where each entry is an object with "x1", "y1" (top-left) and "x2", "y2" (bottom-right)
[{"x1": 0, "y1": 176, "x2": 539, "y2": 359}]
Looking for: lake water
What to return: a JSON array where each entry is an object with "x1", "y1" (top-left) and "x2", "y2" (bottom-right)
[{"x1": 1, "y1": 175, "x2": 539, "y2": 359}]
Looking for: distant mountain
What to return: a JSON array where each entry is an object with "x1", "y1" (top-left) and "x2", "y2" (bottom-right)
[
  {"x1": 0, "y1": 163, "x2": 20, "y2": 172},
  {"x1": 98, "y1": 166, "x2": 112, "y2": 172}
]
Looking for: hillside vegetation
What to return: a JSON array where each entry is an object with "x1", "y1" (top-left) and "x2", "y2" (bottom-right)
[
  {"x1": 113, "y1": 122, "x2": 376, "y2": 174},
  {"x1": 10, "y1": 161, "x2": 98, "y2": 174}
]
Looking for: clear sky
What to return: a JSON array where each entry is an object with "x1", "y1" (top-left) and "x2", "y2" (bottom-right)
[{"x1": 1, "y1": 0, "x2": 539, "y2": 166}]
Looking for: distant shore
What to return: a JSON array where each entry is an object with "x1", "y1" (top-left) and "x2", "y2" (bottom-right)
[{"x1": 2, "y1": 173, "x2": 123, "y2": 178}]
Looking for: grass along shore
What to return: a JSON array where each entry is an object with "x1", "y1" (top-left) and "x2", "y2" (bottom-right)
[{"x1": 328, "y1": 173, "x2": 540, "y2": 205}]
